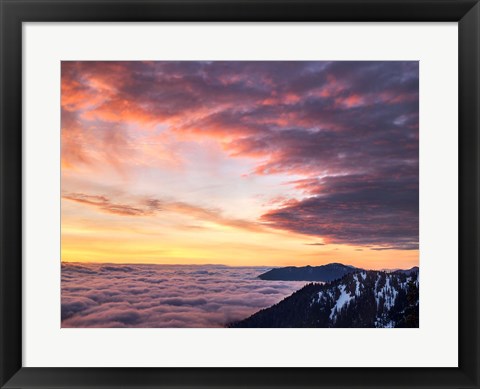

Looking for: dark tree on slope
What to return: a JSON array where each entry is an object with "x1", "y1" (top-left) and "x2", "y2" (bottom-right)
[{"x1": 395, "y1": 278, "x2": 419, "y2": 328}]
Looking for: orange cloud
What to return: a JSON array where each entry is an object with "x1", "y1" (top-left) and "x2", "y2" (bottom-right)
[
  {"x1": 62, "y1": 192, "x2": 267, "y2": 233},
  {"x1": 63, "y1": 193, "x2": 157, "y2": 216}
]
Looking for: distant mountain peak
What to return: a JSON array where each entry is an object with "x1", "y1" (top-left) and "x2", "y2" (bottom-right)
[
  {"x1": 394, "y1": 266, "x2": 419, "y2": 275},
  {"x1": 258, "y1": 262, "x2": 362, "y2": 282}
]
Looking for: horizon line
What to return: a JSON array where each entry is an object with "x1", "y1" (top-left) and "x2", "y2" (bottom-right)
[{"x1": 61, "y1": 260, "x2": 419, "y2": 271}]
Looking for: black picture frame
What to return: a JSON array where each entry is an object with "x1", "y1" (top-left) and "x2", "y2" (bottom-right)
[{"x1": 1, "y1": 1, "x2": 479, "y2": 388}]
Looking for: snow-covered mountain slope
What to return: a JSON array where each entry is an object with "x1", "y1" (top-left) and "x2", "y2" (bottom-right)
[{"x1": 229, "y1": 269, "x2": 419, "y2": 328}]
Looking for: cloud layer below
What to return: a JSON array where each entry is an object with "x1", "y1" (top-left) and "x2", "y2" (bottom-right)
[{"x1": 62, "y1": 262, "x2": 306, "y2": 327}]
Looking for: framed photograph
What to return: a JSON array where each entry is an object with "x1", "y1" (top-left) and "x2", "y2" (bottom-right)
[{"x1": 1, "y1": 0, "x2": 479, "y2": 388}]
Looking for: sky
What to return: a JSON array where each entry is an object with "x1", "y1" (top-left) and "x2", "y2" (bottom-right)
[{"x1": 61, "y1": 61, "x2": 419, "y2": 269}]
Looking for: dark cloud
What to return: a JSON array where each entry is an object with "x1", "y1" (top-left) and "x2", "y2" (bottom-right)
[
  {"x1": 370, "y1": 245, "x2": 418, "y2": 251},
  {"x1": 61, "y1": 262, "x2": 306, "y2": 328},
  {"x1": 262, "y1": 171, "x2": 418, "y2": 249}
]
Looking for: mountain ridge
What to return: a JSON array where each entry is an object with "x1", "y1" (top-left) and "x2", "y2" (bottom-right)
[
  {"x1": 258, "y1": 263, "x2": 361, "y2": 282},
  {"x1": 230, "y1": 268, "x2": 419, "y2": 328}
]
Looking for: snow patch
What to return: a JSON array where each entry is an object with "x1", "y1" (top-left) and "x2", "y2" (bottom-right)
[
  {"x1": 311, "y1": 291, "x2": 324, "y2": 306},
  {"x1": 375, "y1": 275, "x2": 399, "y2": 310},
  {"x1": 329, "y1": 285, "x2": 354, "y2": 321},
  {"x1": 353, "y1": 274, "x2": 361, "y2": 296}
]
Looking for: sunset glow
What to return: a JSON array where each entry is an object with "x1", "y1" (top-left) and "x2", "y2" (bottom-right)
[{"x1": 61, "y1": 61, "x2": 419, "y2": 269}]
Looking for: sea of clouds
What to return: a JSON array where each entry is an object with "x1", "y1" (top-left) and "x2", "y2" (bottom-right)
[{"x1": 61, "y1": 262, "x2": 307, "y2": 328}]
